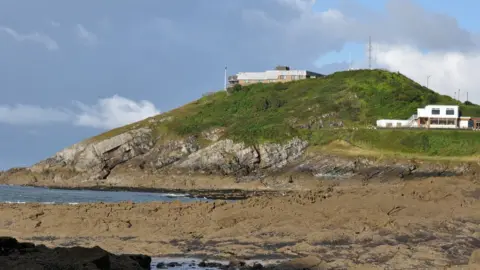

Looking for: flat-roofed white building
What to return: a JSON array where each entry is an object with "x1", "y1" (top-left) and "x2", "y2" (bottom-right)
[
  {"x1": 416, "y1": 105, "x2": 459, "y2": 128},
  {"x1": 376, "y1": 105, "x2": 477, "y2": 129},
  {"x1": 228, "y1": 66, "x2": 324, "y2": 87}
]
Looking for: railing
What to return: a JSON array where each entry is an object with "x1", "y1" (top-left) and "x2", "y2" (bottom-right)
[{"x1": 404, "y1": 114, "x2": 418, "y2": 127}]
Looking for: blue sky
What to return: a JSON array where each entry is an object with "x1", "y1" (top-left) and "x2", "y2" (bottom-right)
[
  {"x1": 313, "y1": 0, "x2": 479, "y2": 67},
  {"x1": 0, "y1": 0, "x2": 479, "y2": 170}
]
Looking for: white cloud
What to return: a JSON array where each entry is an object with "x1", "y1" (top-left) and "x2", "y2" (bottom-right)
[
  {"x1": 0, "y1": 96, "x2": 160, "y2": 130},
  {"x1": 0, "y1": 104, "x2": 70, "y2": 125},
  {"x1": 73, "y1": 95, "x2": 160, "y2": 129},
  {"x1": 0, "y1": 26, "x2": 59, "y2": 51},
  {"x1": 374, "y1": 43, "x2": 480, "y2": 103},
  {"x1": 76, "y1": 24, "x2": 98, "y2": 46}
]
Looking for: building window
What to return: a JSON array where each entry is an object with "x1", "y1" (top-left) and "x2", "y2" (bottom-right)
[
  {"x1": 386, "y1": 122, "x2": 392, "y2": 127},
  {"x1": 446, "y1": 108, "x2": 455, "y2": 115},
  {"x1": 396, "y1": 122, "x2": 402, "y2": 127},
  {"x1": 439, "y1": 118, "x2": 446, "y2": 125},
  {"x1": 447, "y1": 119, "x2": 455, "y2": 125},
  {"x1": 431, "y1": 108, "x2": 440, "y2": 115}
]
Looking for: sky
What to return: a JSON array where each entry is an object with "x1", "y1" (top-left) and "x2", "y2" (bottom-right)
[{"x1": 0, "y1": 0, "x2": 479, "y2": 169}]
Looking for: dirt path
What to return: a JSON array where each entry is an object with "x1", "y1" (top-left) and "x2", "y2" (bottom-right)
[{"x1": 1, "y1": 177, "x2": 479, "y2": 269}]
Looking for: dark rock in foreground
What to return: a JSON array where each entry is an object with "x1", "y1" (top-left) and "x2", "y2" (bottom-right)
[{"x1": 0, "y1": 236, "x2": 151, "y2": 270}]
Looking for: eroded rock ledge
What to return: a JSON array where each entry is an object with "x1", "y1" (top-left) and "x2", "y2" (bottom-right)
[{"x1": 0, "y1": 127, "x2": 477, "y2": 189}]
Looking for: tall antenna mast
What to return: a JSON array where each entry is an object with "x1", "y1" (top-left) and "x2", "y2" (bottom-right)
[
  {"x1": 368, "y1": 36, "x2": 372, "y2": 69},
  {"x1": 224, "y1": 65, "x2": 227, "y2": 92}
]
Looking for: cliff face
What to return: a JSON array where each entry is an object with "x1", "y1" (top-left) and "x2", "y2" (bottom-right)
[{"x1": 0, "y1": 126, "x2": 475, "y2": 190}]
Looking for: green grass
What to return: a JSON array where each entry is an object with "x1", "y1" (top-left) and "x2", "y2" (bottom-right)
[
  {"x1": 308, "y1": 129, "x2": 480, "y2": 157},
  {"x1": 87, "y1": 69, "x2": 480, "y2": 158}
]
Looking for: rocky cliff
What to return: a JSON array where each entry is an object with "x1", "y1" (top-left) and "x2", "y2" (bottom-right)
[{"x1": 0, "y1": 125, "x2": 477, "y2": 191}]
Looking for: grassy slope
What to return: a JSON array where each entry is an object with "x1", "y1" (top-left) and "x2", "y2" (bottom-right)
[{"x1": 89, "y1": 69, "x2": 480, "y2": 159}]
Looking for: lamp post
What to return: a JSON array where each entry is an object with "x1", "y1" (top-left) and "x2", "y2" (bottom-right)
[{"x1": 426, "y1": 75, "x2": 432, "y2": 88}]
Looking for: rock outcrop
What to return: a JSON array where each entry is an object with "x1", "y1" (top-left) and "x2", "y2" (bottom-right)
[
  {"x1": 0, "y1": 237, "x2": 151, "y2": 270},
  {"x1": 0, "y1": 126, "x2": 477, "y2": 190}
]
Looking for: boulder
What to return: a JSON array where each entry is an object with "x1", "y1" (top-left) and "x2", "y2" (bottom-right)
[{"x1": 0, "y1": 237, "x2": 151, "y2": 270}]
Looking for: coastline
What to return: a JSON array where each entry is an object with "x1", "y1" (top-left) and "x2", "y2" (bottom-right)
[{"x1": 4, "y1": 183, "x2": 286, "y2": 200}]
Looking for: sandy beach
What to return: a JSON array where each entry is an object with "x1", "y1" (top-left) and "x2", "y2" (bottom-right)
[{"x1": 1, "y1": 176, "x2": 479, "y2": 269}]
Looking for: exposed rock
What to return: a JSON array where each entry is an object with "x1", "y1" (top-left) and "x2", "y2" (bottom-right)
[
  {"x1": 202, "y1": 128, "x2": 225, "y2": 142},
  {"x1": 31, "y1": 128, "x2": 154, "y2": 180},
  {"x1": 258, "y1": 137, "x2": 308, "y2": 169},
  {"x1": 176, "y1": 139, "x2": 260, "y2": 175},
  {"x1": 176, "y1": 138, "x2": 308, "y2": 177},
  {"x1": 0, "y1": 124, "x2": 476, "y2": 189},
  {"x1": 0, "y1": 237, "x2": 150, "y2": 270},
  {"x1": 142, "y1": 136, "x2": 199, "y2": 170}
]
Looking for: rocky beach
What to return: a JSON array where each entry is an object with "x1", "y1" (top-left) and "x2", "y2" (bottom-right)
[{"x1": 1, "y1": 176, "x2": 479, "y2": 269}]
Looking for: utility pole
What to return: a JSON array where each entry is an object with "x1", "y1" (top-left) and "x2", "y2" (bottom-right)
[
  {"x1": 426, "y1": 75, "x2": 432, "y2": 88},
  {"x1": 368, "y1": 36, "x2": 372, "y2": 70},
  {"x1": 467, "y1": 92, "x2": 469, "y2": 102},
  {"x1": 458, "y1": 89, "x2": 461, "y2": 101}
]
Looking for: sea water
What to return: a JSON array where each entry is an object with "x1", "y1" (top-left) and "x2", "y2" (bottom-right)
[{"x1": 0, "y1": 184, "x2": 210, "y2": 204}]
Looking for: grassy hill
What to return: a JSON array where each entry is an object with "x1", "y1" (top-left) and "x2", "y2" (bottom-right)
[{"x1": 91, "y1": 69, "x2": 480, "y2": 158}]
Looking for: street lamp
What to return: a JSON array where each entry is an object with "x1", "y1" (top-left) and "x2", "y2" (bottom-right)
[{"x1": 426, "y1": 75, "x2": 432, "y2": 88}]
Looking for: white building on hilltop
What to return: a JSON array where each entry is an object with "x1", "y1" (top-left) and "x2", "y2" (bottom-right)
[
  {"x1": 228, "y1": 66, "x2": 324, "y2": 87},
  {"x1": 377, "y1": 105, "x2": 480, "y2": 129}
]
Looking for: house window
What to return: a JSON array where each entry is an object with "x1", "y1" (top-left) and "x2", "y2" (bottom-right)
[
  {"x1": 439, "y1": 118, "x2": 446, "y2": 125},
  {"x1": 386, "y1": 122, "x2": 392, "y2": 127},
  {"x1": 446, "y1": 108, "x2": 455, "y2": 115},
  {"x1": 396, "y1": 122, "x2": 402, "y2": 127},
  {"x1": 447, "y1": 119, "x2": 455, "y2": 125},
  {"x1": 279, "y1": 75, "x2": 285, "y2": 79},
  {"x1": 431, "y1": 108, "x2": 440, "y2": 115}
]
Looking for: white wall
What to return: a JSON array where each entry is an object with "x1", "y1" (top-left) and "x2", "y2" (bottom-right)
[
  {"x1": 459, "y1": 119, "x2": 470, "y2": 128},
  {"x1": 376, "y1": 119, "x2": 410, "y2": 127},
  {"x1": 417, "y1": 105, "x2": 459, "y2": 118}
]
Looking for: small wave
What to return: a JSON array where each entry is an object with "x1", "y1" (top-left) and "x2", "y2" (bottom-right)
[
  {"x1": 162, "y1": 193, "x2": 189, "y2": 198},
  {"x1": 2, "y1": 201, "x2": 71, "y2": 205},
  {"x1": 4, "y1": 201, "x2": 27, "y2": 204}
]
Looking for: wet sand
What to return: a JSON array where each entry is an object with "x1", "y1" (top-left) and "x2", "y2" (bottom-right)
[{"x1": 0, "y1": 176, "x2": 479, "y2": 269}]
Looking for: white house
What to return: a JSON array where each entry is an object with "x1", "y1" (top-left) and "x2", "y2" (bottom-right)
[
  {"x1": 416, "y1": 105, "x2": 459, "y2": 129},
  {"x1": 376, "y1": 105, "x2": 471, "y2": 129}
]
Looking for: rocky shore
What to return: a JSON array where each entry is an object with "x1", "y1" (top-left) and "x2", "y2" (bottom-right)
[
  {"x1": 1, "y1": 176, "x2": 479, "y2": 269},
  {"x1": 1, "y1": 129, "x2": 477, "y2": 192}
]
